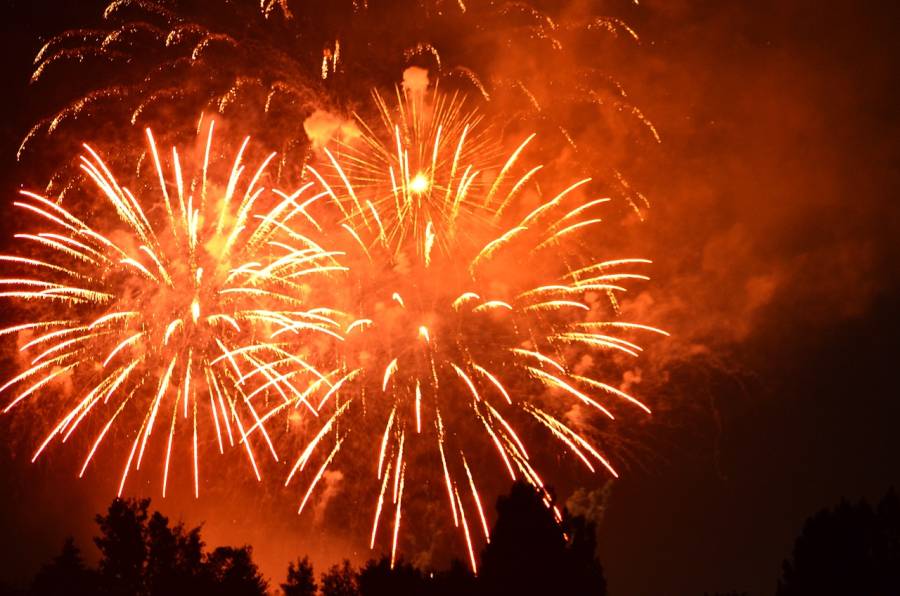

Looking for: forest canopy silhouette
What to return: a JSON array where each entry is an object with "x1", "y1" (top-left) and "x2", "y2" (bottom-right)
[
  {"x1": 2, "y1": 484, "x2": 898, "y2": 595},
  {"x1": 3, "y1": 482, "x2": 609, "y2": 596}
]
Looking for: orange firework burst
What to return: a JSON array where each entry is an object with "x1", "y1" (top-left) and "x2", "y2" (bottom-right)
[
  {"x1": 279, "y1": 86, "x2": 667, "y2": 571},
  {"x1": 0, "y1": 119, "x2": 341, "y2": 496},
  {"x1": 305, "y1": 80, "x2": 503, "y2": 255}
]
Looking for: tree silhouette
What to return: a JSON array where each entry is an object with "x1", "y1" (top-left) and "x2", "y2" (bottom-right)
[
  {"x1": 281, "y1": 556, "x2": 317, "y2": 596},
  {"x1": 94, "y1": 498, "x2": 150, "y2": 595},
  {"x1": 204, "y1": 546, "x2": 268, "y2": 596},
  {"x1": 144, "y1": 511, "x2": 207, "y2": 595},
  {"x1": 430, "y1": 559, "x2": 477, "y2": 596},
  {"x1": 480, "y1": 481, "x2": 566, "y2": 594},
  {"x1": 144, "y1": 512, "x2": 180, "y2": 593},
  {"x1": 29, "y1": 537, "x2": 97, "y2": 596},
  {"x1": 93, "y1": 498, "x2": 220, "y2": 595},
  {"x1": 479, "y1": 481, "x2": 607, "y2": 596},
  {"x1": 357, "y1": 557, "x2": 426, "y2": 596},
  {"x1": 320, "y1": 560, "x2": 358, "y2": 596},
  {"x1": 270, "y1": 481, "x2": 609, "y2": 595},
  {"x1": 777, "y1": 488, "x2": 900, "y2": 595},
  {"x1": 563, "y1": 510, "x2": 608, "y2": 593},
  {"x1": 21, "y1": 497, "x2": 270, "y2": 596}
]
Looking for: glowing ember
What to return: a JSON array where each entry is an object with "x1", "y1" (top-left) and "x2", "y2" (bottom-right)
[{"x1": 409, "y1": 172, "x2": 430, "y2": 194}]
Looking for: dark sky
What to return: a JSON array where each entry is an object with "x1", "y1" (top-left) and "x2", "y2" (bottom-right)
[{"x1": 1, "y1": 1, "x2": 899, "y2": 595}]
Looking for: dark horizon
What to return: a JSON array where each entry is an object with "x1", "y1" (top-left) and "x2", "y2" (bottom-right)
[{"x1": 1, "y1": 1, "x2": 899, "y2": 595}]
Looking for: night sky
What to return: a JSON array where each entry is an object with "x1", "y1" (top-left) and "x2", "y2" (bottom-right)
[{"x1": 1, "y1": 1, "x2": 899, "y2": 595}]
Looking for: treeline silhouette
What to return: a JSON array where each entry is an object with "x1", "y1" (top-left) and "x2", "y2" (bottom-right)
[
  {"x1": 25, "y1": 497, "x2": 269, "y2": 596},
  {"x1": 777, "y1": 488, "x2": 899, "y2": 595},
  {"x1": 280, "y1": 483, "x2": 607, "y2": 596},
  {"x1": 3, "y1": 482, "x2": 607, "y2": 596},
  {"x1": 700, "y1": 489, "x2": 900, "y2": 596},
  {"x1": 2, "y1": 484, "x2": 898, "y2": 595}
]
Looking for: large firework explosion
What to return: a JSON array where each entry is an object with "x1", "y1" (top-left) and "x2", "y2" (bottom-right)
[
  {"x1": 271, "y1": 83, "x2": 666, "y2": 569},
  {"x1": 1, "y1": 0, "x2": 667, "y2": 571},
  {"x1": 0, "y1": 121, "x2": 341, "y2": 497}
]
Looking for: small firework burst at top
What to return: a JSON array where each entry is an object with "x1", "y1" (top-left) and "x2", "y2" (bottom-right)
[{"x1": 307, "y1": 66, "x2": 507, "y2": 259}]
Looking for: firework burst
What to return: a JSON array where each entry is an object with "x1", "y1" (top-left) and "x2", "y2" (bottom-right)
[
  {"x1": 307, "y1": 77, "x2": 505, "y2": 257},
  {"x1": 278, "y1": 86, "x2": 666, "y2": 570},
  {"x1": 0, "y1": 120, "x2": 341, "y2": 496}
]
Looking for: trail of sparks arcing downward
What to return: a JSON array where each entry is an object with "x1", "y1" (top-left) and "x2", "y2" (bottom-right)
[{"x1": 0, "y1": 119, "x2": 341, "y2": 495}]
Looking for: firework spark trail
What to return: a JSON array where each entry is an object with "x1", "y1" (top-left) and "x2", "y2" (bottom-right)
[
  {"x1": 280, "y1": 86, "x2": 667, "y2": 570},
  {"x1": 0, "y1": 121, "x2": 341, "y2": 494}
]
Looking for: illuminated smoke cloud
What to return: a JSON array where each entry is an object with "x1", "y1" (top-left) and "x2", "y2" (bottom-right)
[
  {"x1": 401, "y1": 66, "x2": 430, "y2": 95},
  {"x1": 303, "y1": 109, "x2": 360, "y2": 151}
]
